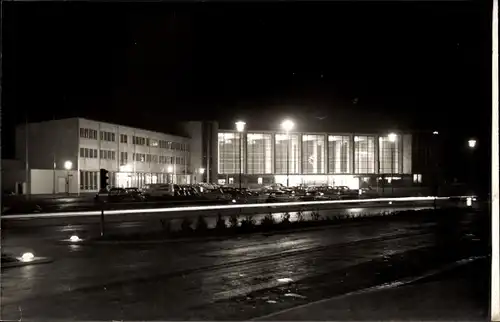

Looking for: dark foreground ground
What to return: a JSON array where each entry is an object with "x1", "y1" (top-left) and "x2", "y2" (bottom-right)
[
  {"x1": 1, "y1": 207, "x2": 489, "y2": 321},
  {"x1": 258, "y1": 256, "x2": 489, "y2": 321}
]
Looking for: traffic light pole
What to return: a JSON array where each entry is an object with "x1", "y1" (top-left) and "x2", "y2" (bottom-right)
[
  {"x1": 100, "y1": 207, "x2": 105, "y2": 237},
  {"x1": 100, "y1": 168, "x2": 109, "y2": 191}
]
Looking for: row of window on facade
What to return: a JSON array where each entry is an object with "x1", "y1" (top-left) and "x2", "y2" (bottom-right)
[
  {"x1": 218, "y1": 133, "x2": 408, "y2": 175},
  {"x1": 125, "y1": 153, "x2": 186, "y2": 165},
  {"x1": 80, "y1": 147, "x2": 186, "y2": 165},
  {"x1": 80, "y1": 148, "x2": 116, "y2": 160},
  {"x1": 79, "y1": 128, "x2": 189, "y2": 151}
]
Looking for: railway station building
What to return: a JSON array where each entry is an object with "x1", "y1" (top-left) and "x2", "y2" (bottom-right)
[{"x1": 5, "y1": 118, "x2": 424, "y2": 195}]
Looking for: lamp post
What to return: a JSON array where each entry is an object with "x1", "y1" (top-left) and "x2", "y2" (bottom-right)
[
  {"x1": 167, "y1": 165, "x2": 173, "y2": 184},
  {"x1": 235, "y1": 121, "x2": 246, "y2": 190},
  {"x1": 199, "y1": 168, "x2": 205, "y2": 183},
  {"x1": 281, "y1": 119, "x2": 295, "y2": 187},
  {"x1": 468, "y1": 139, "x2": 477, "y2": 194},
  {"x1": 388, "y1": 133, "x2": 397, "y2": 196},
  {"x1": 431, "y1": 131, "x2": 440, "y2": 198},
  {"x1": 64, "y1": 160, "x2": 73, "y2": 195}
]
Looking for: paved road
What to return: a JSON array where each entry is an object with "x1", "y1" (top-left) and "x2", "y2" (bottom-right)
[
  {"x1": 1, "y1": 207, "x2": 488, "y2": 321},
  {"x1": 258, "y1": 255, "x2": 489, "y2": 321}
]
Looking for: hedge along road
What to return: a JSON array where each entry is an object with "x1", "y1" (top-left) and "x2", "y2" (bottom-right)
[{"x1": 1, "y1": 196, "x2": 472, "y2": 236}]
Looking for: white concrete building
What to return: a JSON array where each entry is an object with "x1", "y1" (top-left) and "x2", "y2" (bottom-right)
[{"x1": 15, "y1": 118, "x2": 193, "y2": 194}]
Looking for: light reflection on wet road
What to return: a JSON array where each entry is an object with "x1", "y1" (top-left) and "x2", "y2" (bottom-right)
[{"x1": 1, "y1": 209, "x2": 486, "y2": 321}]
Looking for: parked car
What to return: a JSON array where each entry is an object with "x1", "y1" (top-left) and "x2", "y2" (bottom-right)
[
  {"x1": 142, "y1": 184, "x2": 175, "y2": 198},
  {"x1": 94, "y1": 188, "x2": 110, "y2": 201},
  {"x1": 95, "y1": 187, "x2": 145, "y2": 202},
  {"x1": 201, "y1": 187, "x2": 230, "y2": 201},
  {"x1": 359, "y1": 186, "x2": 379, "y2": 198},
  {"x1": 334, "y1": 186, "x2": 360, "y2": 199},
  {"x1": 124, "y1": 188, "x2": 147, "y2": 201},
  {"x1": 221, "y1": 187, "x2": 255, "y2": 203}
]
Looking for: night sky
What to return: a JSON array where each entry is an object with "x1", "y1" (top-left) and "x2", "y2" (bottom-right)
[{"x1": 2, "y1": 2, "x2": 492, "y2": 159}]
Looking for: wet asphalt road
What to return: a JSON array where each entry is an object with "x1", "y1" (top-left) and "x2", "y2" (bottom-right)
[{"x1": 1, "y1": 207, "x2": 488, "y2": 321}]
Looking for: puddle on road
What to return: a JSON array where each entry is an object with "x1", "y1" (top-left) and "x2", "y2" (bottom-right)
[
  {"x1": 277, "y1": 278, "x2": 294, "y2": 283},
  {"x1": 284, "y1": 292, "x2": 307, "y2": 299}
]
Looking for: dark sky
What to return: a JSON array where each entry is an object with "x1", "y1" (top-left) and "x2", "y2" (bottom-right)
[{"x1": 2, "y1": 2, "x2": 492, "y2": 158}]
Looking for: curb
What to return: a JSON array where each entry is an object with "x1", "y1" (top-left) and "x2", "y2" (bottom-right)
[
  {"x1": 1, "y1": 257, "x2": 53, "y2": 268},
  {"x1": 250, "y1": 255, "x2": 488, "y2": 321}
]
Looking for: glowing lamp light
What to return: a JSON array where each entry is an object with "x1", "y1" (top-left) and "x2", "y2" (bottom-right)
[
  {"x1": 64, "y1": 161, "x2": 73, "y2": 170},
  {"x1": 281, "y1": 119, "x2": 294, "y2": 132},
  {"x1": 70, "y1": 235, "x2": 82, "y2": 243},
  {"x1": 20, "y1": 252, "x2": 35, "y2": 262},
  {"x1": 466, "y1": 197, "x2": 473, "y2": 207},
  {"x1": 468, "y1": 139, "x2": 477, "y2": 148},
  {"x1": 388, "y1": 133, "x2": 397, "y2": 142},
  {"x1": 235, "y1": 121, "x2": 246, "y2": 132},
  {"x1": 167, "y1": 166, "x2": 173, "y2": 173},
  {"x1": 199, "y1": 168, "x2": 205, "y2": 174},
  {"x1": 433, "y1": 131, "x2": 439, "y2": 135}
]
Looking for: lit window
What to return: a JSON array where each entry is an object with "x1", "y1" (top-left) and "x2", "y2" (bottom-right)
[
  {"x1": 302, "y1": 134, "x2": 325, "y2": 174},
  {"x1": 379, "y1": 136, "x2": 400, "y2": 174},
  {"x1": 247, "y1": 133, "x2": 272, "y2": 174},
  {"x1": 354, "y1": 136, "x2": 375, "y2": 174},
  {"x1": 218, "y1": 132, "x2": 243, "y2": 174},
  {"x1": 275, "y1": 133, "x2": 300, "y2": 174},
  {"x1": 328, "y1": 135, "x2": 351, "y2": 174}
]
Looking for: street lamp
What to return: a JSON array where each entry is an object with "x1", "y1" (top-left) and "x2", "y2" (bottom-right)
[
  {"x1": 468, "y1": 139, "x2": 477, "y2": 194},
  {"x1": 235, "y1": 121, "x2": 246, "y2": 190},
  {"x1": 281, "y1": 119, "x2": 295, "y2": 187},
  {"x1": 199, "y1": 168, "x2": 205, "y2": 183},
  {"x1": 64, "y1": 160, "x2": 72, "y2": 195},
  {"x1": 387, "y1": 133, "x2": 397, "y2": 195},
  {"x1": 167, "y1": 165, "x2": 173, "y2": 184}
]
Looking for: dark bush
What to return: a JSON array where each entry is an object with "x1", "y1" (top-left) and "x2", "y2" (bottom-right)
[
  {"x1": 196, "y1": 215, "x2": 208, "y2": 232},
  {"x1": 181, "y1": 217, "x2": 193, "y2": 232},
  {"x1": 215, "y1": 214, "x2": 227, "y2": 230},
  {"x1": 311, "y1": 211, "x2": 321, "y2": 221},
  {"x1": 160, "y1": 219, "x2": 172, "y2": 232},
  {"x1": 229, "y1": 214, "x2": 239, "y2": 228},
  {"x1": 281, "y1": 212, "x2": 291, "y2": 225},
  {"x1": 261, "y1": 213, "x2": 276, "y2": 228},
  {"x1": 240, "y1": 216, "x2": 256, "y2": 231}
]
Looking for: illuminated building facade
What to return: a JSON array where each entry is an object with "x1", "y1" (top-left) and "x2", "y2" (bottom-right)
[
  {"x1": 217, "y1": 130, "x2": 413, "y2": 189},
  {"x1": 14, "y1": 118, "x2": 192, "y2": 194}
]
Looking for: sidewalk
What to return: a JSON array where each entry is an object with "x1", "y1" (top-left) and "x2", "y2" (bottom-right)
[{"x1": 256, "y1": 258, "x2": 489, "y2": 321}]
